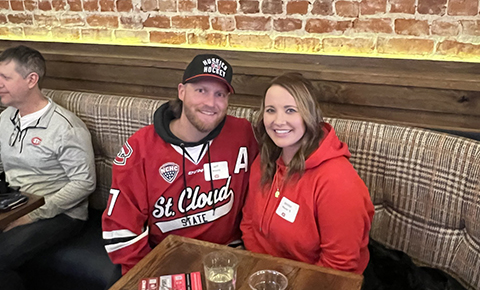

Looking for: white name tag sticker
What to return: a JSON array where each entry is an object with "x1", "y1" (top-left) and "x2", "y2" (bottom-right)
[
  {"x1": 204, "y1": 161, "x2": 229, "y2": 181},
  {"x1": 275, "y1": 197, "x2": 299, "y2": 223}
]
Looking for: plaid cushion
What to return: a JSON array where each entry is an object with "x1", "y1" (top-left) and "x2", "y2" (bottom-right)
[
  {"x1": 2, "y1": 90, "x2": 479, "y2": 290},
  {"x1": 325, "y1": 117, "x2": 480, "y2": 290}
]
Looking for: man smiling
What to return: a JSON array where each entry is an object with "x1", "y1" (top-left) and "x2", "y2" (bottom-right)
[{"x1": 102, "y1": 54, "x2": 258, "y2": 275}]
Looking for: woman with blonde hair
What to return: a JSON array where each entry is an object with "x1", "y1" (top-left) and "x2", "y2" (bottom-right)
[{"x1": 241, "y1": 72, "x2": 374, "y2": 274}]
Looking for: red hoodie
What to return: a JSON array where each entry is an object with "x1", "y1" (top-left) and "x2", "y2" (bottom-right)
[{"x1": 241, "y1": 123, "x2": 374, "y2": 274}]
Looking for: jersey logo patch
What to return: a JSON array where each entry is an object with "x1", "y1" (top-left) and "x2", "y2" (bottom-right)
[
  {"x1": 159, "y1": 162, "x2": 180, "y2": 183},
  {"x1": 31, "y1": 137, "x2": 42, "y2": 146},
  {"x1": 114, "y1": 141, "x2": 133, "y2": 166}
]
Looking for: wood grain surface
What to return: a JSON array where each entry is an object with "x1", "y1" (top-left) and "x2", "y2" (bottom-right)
[
  {"x1": 110, "y1": 235, "x2": 363, "y2": 290},
  {"x1": 1, "y1": 40, "x2": 478, "y2": 133}
]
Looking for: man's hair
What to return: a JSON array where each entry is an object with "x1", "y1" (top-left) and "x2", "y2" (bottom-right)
[
  {"x1": 254, "y1": 72, "x2": 324, "y2": 186},
  {"x1": 0, "y1": 45, "x2": 46, "y2": 85}
]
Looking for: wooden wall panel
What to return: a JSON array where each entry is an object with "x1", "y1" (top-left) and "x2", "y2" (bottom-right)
[{"x1": 0, "y1": 40, "x2": 479, "y2": 134}]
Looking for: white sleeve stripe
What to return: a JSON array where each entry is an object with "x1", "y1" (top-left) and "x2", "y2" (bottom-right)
[
  {"x1": 103, "y1": 229, "x2": 137, "y2": 240},
  {"x1": 104, "y1": 226, "x2": 149, "y2": 253}
]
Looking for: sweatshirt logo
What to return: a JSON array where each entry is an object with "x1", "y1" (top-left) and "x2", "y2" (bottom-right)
[
  {"x1": 159, "y1": 162, "x2": 180, "y2": 183},
  {"x1": 114, "y1": 141, "x2": 133, "y2": 166},
  {"x1": 31, "y1": 137, "x2": 42, "y2": 146}
]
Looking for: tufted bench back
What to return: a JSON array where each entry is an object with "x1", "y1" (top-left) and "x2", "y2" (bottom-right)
[
  {"x1": 1, "y1": 89, "x2": 479, "y2": 289},
  {"x1": 326, "y1": 118, "x2": 480, "y2": 290}
]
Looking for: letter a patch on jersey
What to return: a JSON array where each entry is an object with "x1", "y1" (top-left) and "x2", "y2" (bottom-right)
[
  {"x1": 159, "y1": 162, "x2": 180, "y2": 183},
  {"x1": 114, "y1": 141, "x2": 133, "y2": 166}
]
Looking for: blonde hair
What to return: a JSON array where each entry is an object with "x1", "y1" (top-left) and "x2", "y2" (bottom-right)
[{"x1": 254, "y1": 72, "x2": 324, "y2": 185}]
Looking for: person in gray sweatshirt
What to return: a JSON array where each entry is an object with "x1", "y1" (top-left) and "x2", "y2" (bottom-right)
[{"x1": 0, "y1": 45, "x2": 96, "y2": 290}]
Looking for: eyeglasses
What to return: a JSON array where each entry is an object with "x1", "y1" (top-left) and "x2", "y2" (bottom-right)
[{"x1": 9, "y1": 125, "x2": 20, "y2": 147}]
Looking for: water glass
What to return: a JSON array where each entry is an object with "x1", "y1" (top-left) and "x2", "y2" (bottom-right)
[
  {"x1": 248, "y1": 270, "x2": 288, "y2": 290},
  {"x1": 203, "y1": 251, "x2": 238, "y2": 290}
]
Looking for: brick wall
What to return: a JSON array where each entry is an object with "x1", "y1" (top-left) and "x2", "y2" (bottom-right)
[{"x1": 0, "y1": 0, "x2": 479, "y2": 61}]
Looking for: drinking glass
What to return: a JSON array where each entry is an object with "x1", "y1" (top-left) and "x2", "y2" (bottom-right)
[
  {"x1": 248, "y1": 270, "x2": 288, "y2": 290},
  {"x1": 203, "y1": 251, "x2": 238, "y2": 290}
]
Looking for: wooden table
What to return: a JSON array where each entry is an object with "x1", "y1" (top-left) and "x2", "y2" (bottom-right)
[
  {"x1": 110, "y1": 235, "x2": 363, "y2": 290},
  {"x1": 0, "y1": 193, "x2": 45, "y2": 231}
]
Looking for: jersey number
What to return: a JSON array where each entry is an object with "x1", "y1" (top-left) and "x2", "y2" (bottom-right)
[{"x1": 107, "y1": 189, "x2": 120, "y2": 216}]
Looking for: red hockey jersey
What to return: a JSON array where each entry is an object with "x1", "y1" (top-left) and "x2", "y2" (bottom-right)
[{"x1": 102, "y1": 104, "x2": 258, "y2": 274}]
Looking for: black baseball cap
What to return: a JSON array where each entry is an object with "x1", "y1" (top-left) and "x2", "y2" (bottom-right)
[{"x1": 182, "y1": 54, "x2": 234, "y2": 94}]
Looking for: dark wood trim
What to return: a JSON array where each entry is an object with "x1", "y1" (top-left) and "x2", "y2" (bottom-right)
[{"x1": 1, "y1": 40, "x2": 479, "y2": 133}]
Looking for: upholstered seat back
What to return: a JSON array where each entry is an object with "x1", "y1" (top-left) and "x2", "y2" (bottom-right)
[
  {"x1": 1, "y1": 89, "x2": 479, "y2": 289},
  {"x1": 325, "y1": 118, "x2": 480, "y2": 290}
]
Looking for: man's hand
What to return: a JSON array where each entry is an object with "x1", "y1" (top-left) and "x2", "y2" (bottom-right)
[{"x1": 4, "y1": 215, "x2": 34, "y2": 232}]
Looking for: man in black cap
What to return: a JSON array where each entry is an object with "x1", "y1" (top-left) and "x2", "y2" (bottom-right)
[{"x1": 102, "y1": 54, "x2": 258, "y2": 275}]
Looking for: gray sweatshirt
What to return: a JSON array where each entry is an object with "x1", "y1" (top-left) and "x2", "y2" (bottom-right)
[{"x1": 0, "y1": 101, "x2": 96, "y2": 221}]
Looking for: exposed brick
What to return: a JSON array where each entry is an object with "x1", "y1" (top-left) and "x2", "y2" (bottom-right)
[
  {"x1": 418, "y1": 0, "x2": 446, "y2": 15},
  {"x1": 141, "y1": 0, "x2": 157, "y2": 10},
  {"x1": 461, "y1": 20, "x2": 480, "y2": 35},
  {"x1": 395, "y1": 19, "x2": 429, "y2": 36},
  {"x1": 335, "y1": 1, "x2": 359, "y2": 17},
  {"x1": 81, "y1": 29, "x2": 112, "y2": 41},
  {"x1": 218, "y1": 0, "x2": 236, "y2": 14},
  {"x1": 83, "y1": 0, "x2": 98, "y2": 11},
  {"x1": 52, "y1": 0, "x2": 67, "y2": 10},
  {"x1": 0, "y1": 1, "x2": 10, "y2": 10},
  {"x1": 236, "y1": 16, "x2": 271, "y2": 31},
  {"x1": 0, "y1": 27, "x2": 23, "y2": 37},
  {"x1": 377, "y1": 37, "x2": 434, "y2": 55},
  {"x1": 11, "y1": 0, "x2": 24, "y2": 11},
  {"x1": 35, "y1": 14, "x2": 60, "y2": 26},
  {"x1": 274, "y1": 36, "x2": 321, "y2": 52},
  {"x1": 287, "y1": 1, "x2": 309, "y2": 14},
  {"x1": 431, "y1": 20, "x2": 460, "y2": 36},
  {"x1": 178, "y1": 0, "x2": 195, "y2": 11},
  {"x1": 353, "y1": 18, "x2": 393, "y2": 33},
  {"x1": 239, "y1": 0, "x2": 259, "y2": 13},
  {"x1": 436, "y1": 40, "x2": 480, "y2": 56},
  {"x1": 52, "y1": 27, "x2": 80, "y2": 40},
  {"x1": 87, "y1": 15, "x2": 118, "y2": 28},
  {"x1": 61, "y1": 14, "x2": 85, "y2": 26},
  {"x1": 198, "y1": 0, "x2": 215, "y2": 11},
  {"x1": 67, "y1": 0, "x2": 82, "y2": 11},
  {"x1": 211, "y1": 16, "x2": 235, "y2": 31},
  {"x1": 158, "y1": 0, "x2": 175, "y2": 11},
  {"x1": 447, "y1": 0, "x2": 478, "y2": 16},
  {"x1": 274, "y1": 18, "x2": 302, "y2": 32},
  {"x1": 24, "y1": 27, "x2": 49, "y2": 37},
  {"x1": 361, "y1": 0, "x2": 386, "y2": 14},
  {"x1": 99, "y1": 0, "x2": 114, "y2": 11},
  {"x1": 143, "y1": 15, "x2": 170, "y2": 28},
  {"x1": 8, "y1": 13, "x2": 33, "y2": 24},
  {"x1": 262, "y1": 0, "x2": 283, "y2": 14},
  {"x1": 188, "y1": 33, "x2": 228, "y2": 47},
  {"x1": 150, "y1": 31, "x2": 186, "y2": 44},
  {"x1": 25, "y1": 0, "x2": 37, "y2": 10},
  {"x1": 120, "y1": 15, "x2": 143, "y2": 29},
  {"x1": 0, "y1": 14, "x2": 7, "y2": 24},
  {"x1": 389, "y1": 0, "x2": 415, "y2": 13},
  {"x1": 229, "y1": 34, "x2": 272, "y2": 50},
  {"x1": 172, "y1": 16, "x2": 210, "y2": 29},
  {"x1": 117, "y1": 0, "x2": 133, "y2": 11},
  {"x1": 115, "y1": 30, "x2": 149, "y2": 43},
  {"x1": 323, "y1": 37, "x2": 375, "y2": 53},
  {"x1": 306, "y1": 19, "x2": 352, "y2": 33}
]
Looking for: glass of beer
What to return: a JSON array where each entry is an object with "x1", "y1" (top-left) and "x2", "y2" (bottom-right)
[
  {"x1": 203, "y1": 251, "x2": 238, "y2": 290},
  {"x1": 248, "y1": 270, "x2": 288, "y2": 290}
]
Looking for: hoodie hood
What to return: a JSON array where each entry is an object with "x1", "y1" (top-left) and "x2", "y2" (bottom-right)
[
  {"x1": 277, "y1": 123, "x2": 351, "y2": 170},
  {"x1": 153, "y1": 102, "x2": 226, "y2": 146}
]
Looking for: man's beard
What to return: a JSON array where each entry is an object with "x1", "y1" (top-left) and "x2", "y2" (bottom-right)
[{"x1": 183, "y1": 105, "x2": 225, "y2": 133}]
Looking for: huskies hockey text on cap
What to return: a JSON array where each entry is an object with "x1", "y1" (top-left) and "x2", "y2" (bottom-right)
[{"x1": 182, "y1": 54, "x2": 234, "y2": 94}]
